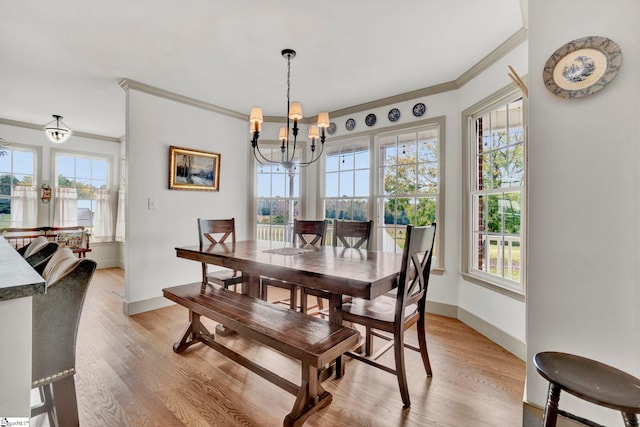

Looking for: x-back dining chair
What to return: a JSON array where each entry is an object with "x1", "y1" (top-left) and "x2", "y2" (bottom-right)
[
  {"x1": 197, "y1": 218, "x2": 244, "y2": 291},
  {"x1": 300, "y1": 219, "x2": 373, "y2": 316},
  {"x1": 339, "y1": 223, "x2": 436, "y2": 408},
  {"x1": 260, "y1": 219, "x2": 327, "y2": 310}
]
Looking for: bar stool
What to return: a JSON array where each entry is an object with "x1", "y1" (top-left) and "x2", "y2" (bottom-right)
[{"x1": 534, "y1": 351, "x2": 640, "y2": 427}]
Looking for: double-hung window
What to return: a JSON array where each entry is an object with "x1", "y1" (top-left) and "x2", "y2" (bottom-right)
[
  {"x1": 255, "y1": 146, "x2": 300, "y2": 242},
  {"x1": 377, "y1": 125, "x2": 441, "y2": 265},
  {"x1": 463, "y1": 93, "x2": 526, "y2": 293},
  {"x1": 55, "y1": 152, "x2": 111, "y2": 238},
  {"x1": 0, "y1": 146, "x2": 37, "y2": 228},
  {"x1": 323, "y1": 137, "x2": 370, "y2": 241}
]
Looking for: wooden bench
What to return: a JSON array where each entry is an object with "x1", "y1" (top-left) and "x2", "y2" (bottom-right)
[
  {"x1": 162, "y1": 282, "x2": 360, "y2": 427},
  {"x1": 1, "y1": 226, "x2": 91, "y2": 258}
]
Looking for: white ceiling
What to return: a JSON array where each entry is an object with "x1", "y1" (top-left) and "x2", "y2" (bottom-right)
[{"x1": 0, "y1": 0, "x2": 525, "y2": 139}]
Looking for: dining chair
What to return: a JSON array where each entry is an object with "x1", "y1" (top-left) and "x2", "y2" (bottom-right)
[
  {"x1": 300, "y1": 219, "x2": 373, "y2": 316},
  {"x1": 31, "y1": 247, "x2": 97, "y2": 426},
  {"x1": 261, "y1": 219, "x2": 327, "y2": 310},
  {"x1": 17, "y1": 235, "x2": 59, "y2": 268},
  {"x1": 198, "y1": 218, "x2": 244, "y2": 291},
  {"x1": 339, "y1": 223, "x2": 436, "y2": 408}
]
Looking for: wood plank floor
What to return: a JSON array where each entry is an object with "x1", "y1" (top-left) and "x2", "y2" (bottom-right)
[{"x1": 33, "y1": 268, "x2": 525, "y2": 427}]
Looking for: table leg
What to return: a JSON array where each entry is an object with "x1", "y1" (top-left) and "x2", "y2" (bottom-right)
[
  {"x1": 542, "y1": 382, "x2": 561, "y2": 427},
  {"x1": 328, "y1": 293, "x2": 346, "y2": 378}
]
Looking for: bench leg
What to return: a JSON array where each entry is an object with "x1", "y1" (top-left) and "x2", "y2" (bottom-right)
[
  {"x1": 283, "y1": 363, "x2": 332, "y2": 427},
  {"x1": 173, "y1": 310, "x2": 212, "y2": 353}
]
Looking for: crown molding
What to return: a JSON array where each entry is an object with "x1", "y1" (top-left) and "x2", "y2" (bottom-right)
[
  {"x1": 456, "y1": 27, "x2": 528, "y2": 87},
  {"x1": 119, "y1": 79, "x2": 247, "y2": 121},
  {"x1": 0, "y1": 117, "x2": 121, "y2": 143}
]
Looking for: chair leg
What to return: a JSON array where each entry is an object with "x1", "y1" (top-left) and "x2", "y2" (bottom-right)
[
  {"x1": 365, "y1": 326, "x2": 373, "y2": 356},
  {"x1": 622, "y1": 412, "x2": 639, "y2": 427},
  {"x1": 51, "y1": 375, "x2": 80, "y2": 427},
  {"x1": 416, "y1": 314, "x2": 433, "y2": 376},
  {"x1": 542, "y1": 382, "x2": 561, "y2": 427},
  {"x1": 393, "y1": 331, "x2": 411, "y2": 408},
  {"x1": 300, "y1": 290, "x2": 308, "y2": 314}
]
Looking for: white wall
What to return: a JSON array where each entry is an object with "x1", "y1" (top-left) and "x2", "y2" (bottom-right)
[
  {"x1": 124, "y1": 89, "x2": 249, "y2": 312},
  {"x1": 0, "y1": 122, "x2": 121, "y2": 268},
  {"x1": 456, "y1": 42, "x2": 529, "y2": 357},
  {"x1": 527, "y1": 1, "x2": 640, "y2": 425}
]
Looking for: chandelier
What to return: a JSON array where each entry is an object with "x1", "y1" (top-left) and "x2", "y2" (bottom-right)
[
  {"x1": 44, "y1": 114, "x2": 72, "y2": 144},
  {"x1": 249, "y1": 49, "x2": 329, "y2": 170}
]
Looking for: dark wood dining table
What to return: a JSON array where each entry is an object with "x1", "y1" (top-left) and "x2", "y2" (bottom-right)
[{"x1": 175, "y1": 240, "x2": 404, "y2": 323}]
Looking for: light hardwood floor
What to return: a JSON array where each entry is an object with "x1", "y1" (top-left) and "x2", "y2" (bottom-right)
[{"x1": 34, "y1": 268, "x2": 525, "y2": 427}]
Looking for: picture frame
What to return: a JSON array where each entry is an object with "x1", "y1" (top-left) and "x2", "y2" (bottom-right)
[
  {"x1": 543, "y1": 36, "x2": 623, "y2": 98},
  {"x1": 169, "y1": 146, "x2": 220, "y2": 191}
]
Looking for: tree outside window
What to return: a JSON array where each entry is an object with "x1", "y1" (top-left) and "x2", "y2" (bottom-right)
[{"x1": 378, "y1": 128, "x2": 439, "y2": 253}]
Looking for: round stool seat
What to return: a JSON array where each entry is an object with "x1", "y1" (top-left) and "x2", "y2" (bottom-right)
[{"x1": 535, "y1": 351, "x2": 640, "y2": 416}]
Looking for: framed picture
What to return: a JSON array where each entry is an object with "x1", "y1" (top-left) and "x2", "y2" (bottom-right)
[
  {"x1": 543, "y1": 36, "x2": 623, "y2": 98},
  {"x1": 169, "y1": 146, "x2": 220, "y2": 191}
]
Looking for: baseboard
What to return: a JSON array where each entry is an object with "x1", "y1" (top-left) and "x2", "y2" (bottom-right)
[
  {"x1": 458, "y1": 307, "x2": 526, "y2": 360},
  {"x1": 426, "y1": 300, "x2": 458, "y2": 318},
  {"x1": 523, "y1": 401, "x2": 585, "y2": 427},
  {"x1": 96, "y1": 259, "x2": 123, "y2": 269},
  {"x1": 122, "y1": 295, "x2": 174, "y2": 316}
]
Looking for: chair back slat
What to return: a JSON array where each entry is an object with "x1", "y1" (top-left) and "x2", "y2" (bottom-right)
[
  {"x1": 293, "y1": 220, "x2": 327, "y2": 246},
  {"x1": 333, "y1": 220, "x2": 373, "y2": 250},
  {"x1": 198, "y1": 218, "x2": 236, "y2": 248},
  {"x1": 395, "y1": 223, "x2": 436, "y2": 323}
]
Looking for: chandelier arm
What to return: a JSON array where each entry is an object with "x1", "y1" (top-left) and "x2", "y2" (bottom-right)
[
  {"x1": 296, "y1": 141, "x2": 325, "y2": 167},
  {"x1": 253, "y1": 144, "x2": 283, "y2": 165}
]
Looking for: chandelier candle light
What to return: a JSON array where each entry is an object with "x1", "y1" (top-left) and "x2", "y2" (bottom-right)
[
  {"x1": 249, "y1": 49, "x2": 329, "y2": 170},
  {"x1": 44, "y1": 114, "x2": 72, "y2": 144}
]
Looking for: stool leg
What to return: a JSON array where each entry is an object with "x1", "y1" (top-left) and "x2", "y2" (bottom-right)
[
  {"x1": 623, "y1": 412, "x2": 639, "y2": 427},
  {"x1": 542, "y1": 382, "x2": 561, "y2": 427}
]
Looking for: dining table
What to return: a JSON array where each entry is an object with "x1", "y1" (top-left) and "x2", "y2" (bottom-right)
[{"x1": 175, "y1": 239, "x2": 404, "y2": 324}]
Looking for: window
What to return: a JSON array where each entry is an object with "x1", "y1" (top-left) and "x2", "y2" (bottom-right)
[
  {"x1": 55, "y1": 152, "x2": 110, "y2": 232},
  {"x1": 323, "y1": 137, "x2": 370, "y2": 241},
  {"x1": 0, "y1": 146, "x2": 37, "y2": 228},
  {"x1": 463, "y1": 94, "x2": 525, "y2": 293},
  {"x1": 255, "y1": 146, "x2": 300, "y2": 242},
  {"x1": 377, "y1": 125, "x2": 441, "y2": 261}
]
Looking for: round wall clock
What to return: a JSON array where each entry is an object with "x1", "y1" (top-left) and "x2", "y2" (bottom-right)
[{"x1": 543, "y1": 36, "x2": 622, "y2": 98}]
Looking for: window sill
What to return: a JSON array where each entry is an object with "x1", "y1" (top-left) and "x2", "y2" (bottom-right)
[{"x1": 460, "y1": 272, "x2": 525, "y2": 302}]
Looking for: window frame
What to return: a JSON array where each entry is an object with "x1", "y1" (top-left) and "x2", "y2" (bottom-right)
[
  {"x1": 0, "y1": 143, "x2": 39, "y2": 228},
  {"x1": 461, "y1": 86, "x2": 527, "y2": 299},
  {"x1": 317, "y1": 116, "x2": 445, "y2": 271},
  {"x1": 251, "y1": 139, "x2": 308, "y2": 242},
  {"x1": 321, "y1": 135, "x2": 372, "y2": 244},
  {"x1": 53, "y1": 149, "x2": 113, "y2": 231}
]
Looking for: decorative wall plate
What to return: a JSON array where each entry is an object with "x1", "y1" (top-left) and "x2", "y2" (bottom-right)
[
  {"x1": 327, "y1": 122, "x2": 337, "y2": 135},
  {"x1": 388, "y1": 108, "x2": 400, "y2": 122},
  {"x1": 412, "y1": 103, "x2": 426, "y2": 117},
  {"x1": 365, "y1": 113, "x2": 377, "y2": 127},
  {"x1": 345, "y1": 118, "x2": 356, "y2": 131},
  {"x1": 543, "y1": 36, "x2": 622, "y2": 98}
]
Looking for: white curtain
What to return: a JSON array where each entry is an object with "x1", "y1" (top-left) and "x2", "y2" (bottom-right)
[
  {"x1": 93, "y1": 188, "x2": 114, "y2": 242},
  {"x1": 115, "y1": 186, "x2": 125, "y2": 242},
  {"x1": 10, "y1": 185, "x2": 38, "y2": 227},
  {"x1": 53, "y1": 187, "x2": 78, "y2": 227}
]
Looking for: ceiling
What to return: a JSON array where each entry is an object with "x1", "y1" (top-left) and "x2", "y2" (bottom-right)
[{"x1": 0, "y1": 1, "x2": 525, "y2": 139}]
